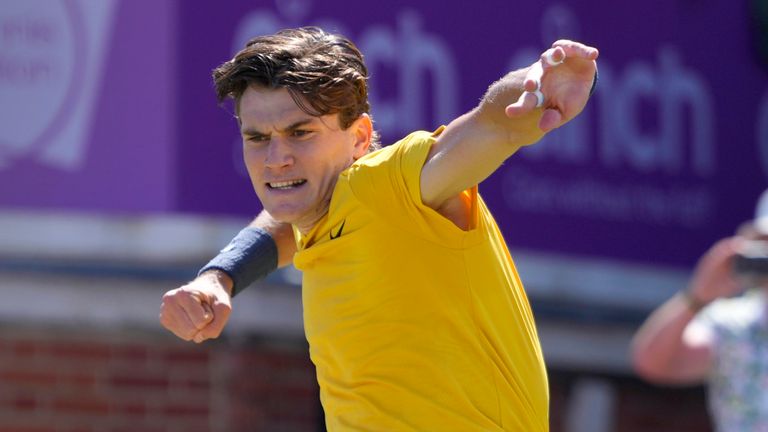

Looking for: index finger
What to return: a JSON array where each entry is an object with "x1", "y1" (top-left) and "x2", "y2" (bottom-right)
[
  {"x1": 195, "y1": 300, "x2": 232, "y2": 343},
  {"x1": 551, "y1": 40, "x2": 599, "y2": 60},
  {"x1": 178, "y1": 291, "x2": 214, "y2": 330},
  {"x1": 193, "y1": 304, "x2": 215, "y2": 344}
]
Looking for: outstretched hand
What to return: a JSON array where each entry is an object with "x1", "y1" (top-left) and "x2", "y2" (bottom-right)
[
  {"x1": 159, "y1": 271, "x2": 233, "y2": 343},
  {"x1": 506, "y1": 40, "x2": 599, "y2": 132}
]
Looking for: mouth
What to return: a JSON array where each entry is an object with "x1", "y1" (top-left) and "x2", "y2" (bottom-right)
[{"x1": 266, "y1": 179, "x2": 307, "y2": 190}]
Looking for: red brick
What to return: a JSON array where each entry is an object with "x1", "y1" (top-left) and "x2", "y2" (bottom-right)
[
  {"x1": 110, "y1": 374, "x2": 169, "y2": 389},
  {"x1": 0, "y1": 428, "x2": 55, "y2": 432},
  {"x1": 52, "y1": 396, "x2": 109, "y2": 415},
  {"x1": 113, "y1": 401, "x2": 146, "y2": 416},
  {"x1": 173, "y1": 376, "x2": 210, "y2": 391},
  {"x1": 13, "y1": 396, "x2": 36, "y2": 411},
  {"x1": 163, "y1": 403, "x2": 210, "y2": 417},
  {"x1": 0, "y1": 370, "x2": 57, "y2": 386},
  {"x1": 232, "y1": 406, "x2": 268, "y2": 429},
  {"x1": 232, "y1": 351, "x2": 275, "y2": 369},
  {"x1": 111, "y1": 345, "x2": 149, "y2": 363},
  {"x1": 13, "y1": 340, "x2": 40, "y2": 357},
  {"x1": 164, "y1": 349, "x2": 210, "y2": 365},
  {"x1": 108, "y1": 429, "x2": 164, "y2": 432},
  {"x1": 62, "y1": 373, "x2": 97, "y2": 389},
  {"x1": 49, "y1": 342, "x2": 112, "y2": 361}
]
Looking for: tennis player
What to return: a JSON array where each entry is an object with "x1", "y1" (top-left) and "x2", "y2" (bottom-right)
[{"x1": 160, "y1": 27, "x2": 598, "y2": 431}]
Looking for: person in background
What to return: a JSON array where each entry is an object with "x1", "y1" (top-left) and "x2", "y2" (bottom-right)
[{"x1": 632, "y1": 189, "x2": 768, "y2": 432}]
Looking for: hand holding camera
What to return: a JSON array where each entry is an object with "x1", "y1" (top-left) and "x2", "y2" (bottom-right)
[{"x1": 734, "y1": 239, "x2": 768, "y2": 278}]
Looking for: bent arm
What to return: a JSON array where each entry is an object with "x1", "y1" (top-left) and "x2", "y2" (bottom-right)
[
  {"x1": 160, "y1": 210, "x2": 295, "y2": 343},
  {"x1": 631, "y1": 237, "x2": 742, "y2": 384},
  {"x1": 200, "y1": 209, "x2": 297, "y2": 296},
  {"x1": 630, "y1": 294, "x2": 714, "y2": 384},
  {"x1": 420, "y1": 40, "x2": 598, "y2": 209}
]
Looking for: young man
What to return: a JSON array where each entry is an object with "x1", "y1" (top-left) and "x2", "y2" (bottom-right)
[
  {"x1": 160, "y1": 27, "x2": 598, "y2": 430},
  {"x1": 631, "y1": 189, "x2": 768, "y2": 431}
]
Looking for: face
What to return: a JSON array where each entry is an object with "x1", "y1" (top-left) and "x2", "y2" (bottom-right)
[{"x1": 238, "y1": 86, "x2": 371, "y2": 233}]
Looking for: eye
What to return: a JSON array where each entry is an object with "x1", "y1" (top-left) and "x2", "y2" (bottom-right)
[
  {"x1": 291, "y1": 129, "x2": 312, "y2": 138},
  {"x1": 245, "y1": 134, "x2": 269, "y2": 145}
]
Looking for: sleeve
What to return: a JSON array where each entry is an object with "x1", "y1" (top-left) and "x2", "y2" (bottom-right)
[{"x1": 345, "y1": 127, "x2": 478, "y2": 248}]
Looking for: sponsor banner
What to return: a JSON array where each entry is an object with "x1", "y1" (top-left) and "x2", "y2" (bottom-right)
[
  {"x1": 2, "y1": 0, "x2": 766, "y2": 266},
  {"x1": 0, "y1": 0, "x2": 175, "y2": 212}
]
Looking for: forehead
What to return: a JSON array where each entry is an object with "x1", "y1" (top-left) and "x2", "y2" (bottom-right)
[
  {"x1": 237, "y1": 86, "x2": 339, "y2": 132},
  {"x1": 238, "y1": 86, "x2": 303, "y2": 125}
]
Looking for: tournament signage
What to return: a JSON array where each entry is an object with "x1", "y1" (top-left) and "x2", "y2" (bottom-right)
[{"x1": 1, "y1": 0, "x2": 765, "y2": 267}]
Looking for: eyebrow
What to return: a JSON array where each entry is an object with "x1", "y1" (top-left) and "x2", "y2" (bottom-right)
[{"x1": 241, "y1": 118, "x2": 316, "y2": 137}]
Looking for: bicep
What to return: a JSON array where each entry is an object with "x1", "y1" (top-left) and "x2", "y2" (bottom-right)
[
  {"x1": 651, "y1": 322, "x2": 715, "y2": 384},
  {"x1": 674, "y1": 321, "x2": 716, "y2": 381},
  {"x1": 419, "y1": 110, "x2": 516, "y2": 209}
]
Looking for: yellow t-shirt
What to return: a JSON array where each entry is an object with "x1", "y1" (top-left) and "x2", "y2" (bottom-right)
[{"x1": 293, "y1": 128, "x2": 548, "y2": 431}]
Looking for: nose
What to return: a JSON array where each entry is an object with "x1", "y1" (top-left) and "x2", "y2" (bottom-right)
[{"x1": 264, "y1": 138, "x2": 293, "y2": 169}]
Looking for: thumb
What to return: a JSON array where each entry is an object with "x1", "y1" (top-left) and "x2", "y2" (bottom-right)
[
  {"x1": 538, "y1": 108, "x2": 564, "y2": 132},
  {"x1": 200, "y1": 301, "x2": 214, "y2": 326},
  {"x1": 187, "y1": 291, "x2": 215, "y2": 330},
  {"x1": 505, "y1": 91, "x2": 539, "y2": 117},
  {"x1": 197, "y1": 299, "x2": 232, "y2": 341}
]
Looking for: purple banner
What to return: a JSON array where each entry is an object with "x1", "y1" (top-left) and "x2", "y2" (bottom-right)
[
  {"x1": 2, "y1": 0, "x2": 767, "y2": 267},
  {"x1": 0, "y1": 0, "x2": 179, "y2": 212}
]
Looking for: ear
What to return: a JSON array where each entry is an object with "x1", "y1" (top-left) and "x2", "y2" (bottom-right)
[{"x1": 350, "y1": 114, "x2": 373, "y2": 159}]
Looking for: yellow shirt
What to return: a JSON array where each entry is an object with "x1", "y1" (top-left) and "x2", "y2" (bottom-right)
[{"x1": 294, "y1": 128, "x2": 548, "y2": 431}]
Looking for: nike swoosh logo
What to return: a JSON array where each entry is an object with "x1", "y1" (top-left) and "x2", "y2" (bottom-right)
[{"x1": 330, "y1": 219, "x2": 346, "y2": 240}]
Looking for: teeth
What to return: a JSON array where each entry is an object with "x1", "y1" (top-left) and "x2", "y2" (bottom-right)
[{"x1": 269, "y1": 180, "x2": 305, "y2": 189}]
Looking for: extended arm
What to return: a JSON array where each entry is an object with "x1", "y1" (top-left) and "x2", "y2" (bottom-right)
[
  {"x1": 420, "y1": 40, "x2": 598, "y2": 209},
  {"x1": 630, "y1": 238, "x2": 742, "y2": 384},
  {"x1": 159, "y1": 210, "x2": 295, "y2": 343}
]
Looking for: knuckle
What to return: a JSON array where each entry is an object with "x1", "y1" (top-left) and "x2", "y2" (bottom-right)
[
  {"x1": 204, "y1": 328, "x2": 222, "y2": 339},
  {"x1": 162, "y1": 289, "x2": 183, "y2": 303}
]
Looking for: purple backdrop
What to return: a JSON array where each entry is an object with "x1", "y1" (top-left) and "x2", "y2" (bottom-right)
[{"x1": 1, "y1": 0, "x2": 766, "y2": 267}]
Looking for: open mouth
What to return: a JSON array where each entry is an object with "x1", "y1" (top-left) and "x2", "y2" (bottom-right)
[{"x1": 267, "y1": 180, "x2": 307, "y2": 190}]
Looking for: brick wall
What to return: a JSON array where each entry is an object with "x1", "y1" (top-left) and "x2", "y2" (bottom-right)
[
  {"x1": 0, "y1": 327, "x2": 321, "y2": 432},
  {"x1": 0, "y1": 327, "x2": 713, "y2": 432},
  {"x1": 549, "y1": 370, "x2": 713, "y2": 432},
  {"x1": 228, "y1": 341, "x2": 321, "y2": 431},
  {"x1": 612, "y1": 376, "x2": 712, "y2": 432}
]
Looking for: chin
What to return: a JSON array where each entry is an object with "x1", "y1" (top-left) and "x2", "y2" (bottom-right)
[
  {"x1": 264, "y1": 210, "x2": 295, "y2": 224},
  {"x1": 262, "y1": 205, "x2": 303, "y2": 225}
]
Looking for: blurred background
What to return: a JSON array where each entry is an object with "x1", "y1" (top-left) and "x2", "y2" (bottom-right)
[{"x1": 1, "y1": 0, "x2": 766, "y2": 430}]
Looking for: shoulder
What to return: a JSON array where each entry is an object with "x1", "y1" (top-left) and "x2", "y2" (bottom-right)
[
  {"x1": 349, "y1": 127, "x2": 445, "y2": 171},
  {"x1": 338, "y1": 128, "x2": 446, "y2": 214}
]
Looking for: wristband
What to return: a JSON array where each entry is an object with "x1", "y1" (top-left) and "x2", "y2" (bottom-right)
[
  {"x1": 680, "y1": 290, "x2": 709, "y2": 313},
  {"x1": 198, "y1": 227, "x2": 278, "y2": 297}
]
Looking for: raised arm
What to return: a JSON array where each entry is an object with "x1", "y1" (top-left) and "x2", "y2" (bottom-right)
[
  {"x1": 420, "y1": 40, "x2": 598, "y2": 209},
  {"x1": 630, "y1": 237, "x2": 743, "y2": 384},
  {"x1": 159, "y1": 210, "x2": 295, "y2": 343}
]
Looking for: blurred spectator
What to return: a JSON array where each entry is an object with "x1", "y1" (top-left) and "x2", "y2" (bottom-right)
[{"x1": 631, "y1": 189, "x2": 768, "y2": 431}]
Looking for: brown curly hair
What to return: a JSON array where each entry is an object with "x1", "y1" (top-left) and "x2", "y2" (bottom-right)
[{"x1": 213, "y1": 27, "x2": 380, "y2": 150}]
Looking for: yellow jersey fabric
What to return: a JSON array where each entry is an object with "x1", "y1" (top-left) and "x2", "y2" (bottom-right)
[{"x1": 293, "y1": 128, "x2": 548, "y2": 431}]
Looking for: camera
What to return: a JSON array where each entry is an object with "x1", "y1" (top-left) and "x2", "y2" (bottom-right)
[{"x1": 734, "y1": 240, "x2": 768, "y2": 277}]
